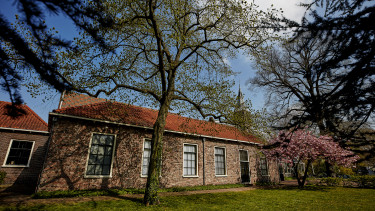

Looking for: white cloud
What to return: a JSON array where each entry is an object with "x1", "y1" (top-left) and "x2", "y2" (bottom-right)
[{"x1": 251, "y1": 0, "x2": 309, "y2": 23}]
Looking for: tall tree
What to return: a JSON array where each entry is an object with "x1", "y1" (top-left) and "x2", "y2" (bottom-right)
[
  {"x1": 250, "y1": 35, "x2": 375, "y2": 166},
  {"x1": 0, "y1": 0, "x2": 113, "y2": 106},
  {"x1": 295, "y1": 0, "x2": 375, "y2": 136},
  {"x1": 251, "y1": 36, "x2": 342, "y2": 134},
  {"x1": 31, "y1": 0, "x2": 278, "y2": 205}
]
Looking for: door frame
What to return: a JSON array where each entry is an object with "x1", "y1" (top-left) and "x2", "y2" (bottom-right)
[{"x1": 239, "y1": 150, "x2": 250, "y2": 184}]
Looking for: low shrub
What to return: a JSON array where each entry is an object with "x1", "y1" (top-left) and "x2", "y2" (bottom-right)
[
  {"x1": 319, "y1": 177, "x2": 343, "y2": 186},
  {"x1": 0, "y1": 171, "x2": 6, "y2": 184},
  {"x1": 348, "y1": 175, "x2": 375, "y2": 188}
]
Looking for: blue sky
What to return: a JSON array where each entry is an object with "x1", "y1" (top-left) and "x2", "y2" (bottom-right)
[{"x1": 0, "y1": 0, "x2": 306, "y2": 122}]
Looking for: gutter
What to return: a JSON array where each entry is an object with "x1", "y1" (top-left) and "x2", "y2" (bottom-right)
[
  {"x1": 49, "y1": 112, "x2": 262, "y2": 146},
  {"x1": 0, "y1": 127, "x2": 49, "y2": 134}
]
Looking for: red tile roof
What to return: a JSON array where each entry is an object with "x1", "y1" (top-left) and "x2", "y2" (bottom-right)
[
  {"x1": 0, "y1": 101, "x2": 48, "y2": 132},
  {"x1": 54, "y1": 93, "x2": 259, "y2": 144},
  {"x1": 59, "y1": 91, "x2": 106, "y2": 109}
]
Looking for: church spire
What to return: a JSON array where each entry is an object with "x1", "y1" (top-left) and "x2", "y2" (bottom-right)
[{"x1": 237, "y1": 84, "x2": 245, "y2": 110}]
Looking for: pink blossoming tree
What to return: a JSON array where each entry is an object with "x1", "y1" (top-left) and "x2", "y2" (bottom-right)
[{"x1": 263, "y1": 129, "x2": 359, "y2": 187}]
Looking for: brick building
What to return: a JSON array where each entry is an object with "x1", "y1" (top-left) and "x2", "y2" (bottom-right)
[
  {"x1": 37, "y1": 93, "x2": 279, "y2": 191},
  {"x1": 0, "y1": 101, "x2": 49, "y2": 192}
]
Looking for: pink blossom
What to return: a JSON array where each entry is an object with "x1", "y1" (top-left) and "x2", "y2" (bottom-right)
[{"x1": 262, "y1": 129, "x2": 359, "y2": 168}]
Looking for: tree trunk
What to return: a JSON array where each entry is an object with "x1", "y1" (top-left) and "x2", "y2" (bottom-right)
[
  {"x1": 316, "y1": 118, "x2": 333, "y2": 177},
  {"x1": 325, "y1": 161, "x2": 333, "y2": 177},
  {"x1": 294, "y1": 164, "x2": 303, "y2": 187},
  {"x1": 296, "y1": 160, "x2": 311, "y2": 188},
  {"x1": 143, "y1": 99, "x2": 170, "y2": 205},
  {"x1": 300, "y1": 160, "x2": 311, "y2": 188}
]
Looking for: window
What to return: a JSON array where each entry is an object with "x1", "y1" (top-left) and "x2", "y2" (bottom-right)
[
  {"x1": 183, "y1": 144, "x2": 197, "y2": 176},
  {"x1": 240, "y1": 150, "x2": 249, "y2": 163},
  {"x1": 259, "y1": 157, "x2": 269, "y2": 176},
  {"x1": 215, "y1": 147, "x2": 226, "y2": 176},
  {"x1": 141, "y1": 139, "x2": 151, "y2": 176},
  {"x1": 4, "y1": 140, "x2": 34, "y2": 167},
  {"x1": 86, "y1": 134, "x2": 115, "y2": 177}
]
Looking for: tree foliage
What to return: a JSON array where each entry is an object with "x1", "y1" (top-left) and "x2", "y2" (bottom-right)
[
  {"x1": 263, "y1": 129, "x2": 358, "y2": 187},
  {"x1": 295, "y1": 0, "x2": 375, "y2": 138},
  {"x1": 31, "y1": 0, "x2": 279, "y2": 205},
  {"x1": 0, "y1": 0, "x2": 113, "y2": 105}
]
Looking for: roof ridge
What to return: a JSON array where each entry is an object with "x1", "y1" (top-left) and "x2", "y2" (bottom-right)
[{"x1": 55, "y1": 99, "x2": 108, "y2": 111}]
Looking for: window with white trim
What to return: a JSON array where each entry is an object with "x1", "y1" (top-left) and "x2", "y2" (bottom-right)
[
  {"x1": 141, "y1": 139, "x2": 151, "y2": 176},
  {"x1": 4, "y1": 140, "x2": 34, "y2": 166},
  {"x1": 215, "y1": 147, "x2": 226, "y2": 175},
  {"x1": 86, "y1": 134, "x2": 115, "y2": 176},
  {"x1": 259, "y1": 157, "x2": 269, "y2": 176},
  {"x1": 183, "y1": 144, "x2": 197, "y2": 176}
]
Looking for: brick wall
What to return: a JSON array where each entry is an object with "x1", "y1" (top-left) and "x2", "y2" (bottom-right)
[
  {"x1": 0, "y1": 129, "x2": 49, "y2": 191},
  {"x1": 38, "y1": 116, "x2": 279, "y2": 191}
]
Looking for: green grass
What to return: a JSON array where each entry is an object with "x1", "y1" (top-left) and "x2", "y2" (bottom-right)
[
  {"x1": 162, "y1": 183, "x2": 245, "y2": 192},
  {"x1": 284, "y1": 177, "x2": 296, "y2": 181},
  {"x1": 2, "y1": 187, "x2": 375, "y2": 210},
  {"x1": 32, "y1": 184, "x2": 246, "y2": 199}
]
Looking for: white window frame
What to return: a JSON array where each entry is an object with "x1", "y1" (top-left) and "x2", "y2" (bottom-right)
[
  {"x1": 259, "y1": 156, "x2": 269, "y2": 176},
  {"x1": 183, "y1": 143, "x2": 199, "y2": 177},
  {"x1": 2, "y1": 139, "x2": 35, "y2": 168},
  {"x1": 141, "y1": 138, "x2": 152, "y2": 177},
  {"x1": 239, "y1": 149, "x2": 249, "y2": 163},
  {"x1": 214, "y1": 146, "x2": 227, "y2": 176},
  {"x1": 84, "y1": 132, "x2": 116, "y2": 178}
]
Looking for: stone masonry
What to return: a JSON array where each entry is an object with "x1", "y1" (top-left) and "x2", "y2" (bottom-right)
[
  {"x1": 38, "y1": 116, "x2": 279, "y2": 191},
  {"x1": 0, "y1": 129, "x2": 49, "y2": 190}
]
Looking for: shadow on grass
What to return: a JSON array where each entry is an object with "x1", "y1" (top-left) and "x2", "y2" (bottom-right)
[
  {"x1": 32, "y1": 188, "x2": 145, "y2": 199},
  {"x1": 31, "y1": 184, "x2": 246, "y2": 199},
  {"x1": 258, "y1": 184, "x2": 331, "y2": 192}
]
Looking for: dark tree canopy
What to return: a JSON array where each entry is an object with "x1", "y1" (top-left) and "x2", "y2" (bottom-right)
[
  {"x1": 250, "y1": 0, "x2": 374, "y2": 163},
  {"x1": 0, "y1": 0, "x2": 113, "y2": 105},
  {"x1": 296, "y1": 0, "x2": 375, "y2": 135}
]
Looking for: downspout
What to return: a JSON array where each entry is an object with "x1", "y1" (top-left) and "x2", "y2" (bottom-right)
[
  {"x1": 35, "y1": 116, "x2": 56, "y2": 193},
  {"x1": 202, "y1": 137, "x2": 206, "y2": 186}
]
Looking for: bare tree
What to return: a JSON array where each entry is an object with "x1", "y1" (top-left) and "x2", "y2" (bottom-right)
[{"x1": 250, "y1": 34, "x2": 374, "y2": 173}]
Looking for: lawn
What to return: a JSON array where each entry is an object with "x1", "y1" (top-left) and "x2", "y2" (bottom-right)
[{"x1": 2, "y1": 187, "x2": 375, "y2": 210}]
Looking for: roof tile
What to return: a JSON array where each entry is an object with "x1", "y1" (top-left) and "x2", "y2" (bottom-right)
[
  {"x1": 0, "y1": 101, "x2": 48, "y2": 132},
  {"x1": 54, "y1": 93, "x2": 259, "y2": 144}
]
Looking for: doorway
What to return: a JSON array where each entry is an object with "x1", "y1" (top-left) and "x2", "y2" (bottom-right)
[{"x1": 240, "y1": 150, "x2": 250, "y2": 183}]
